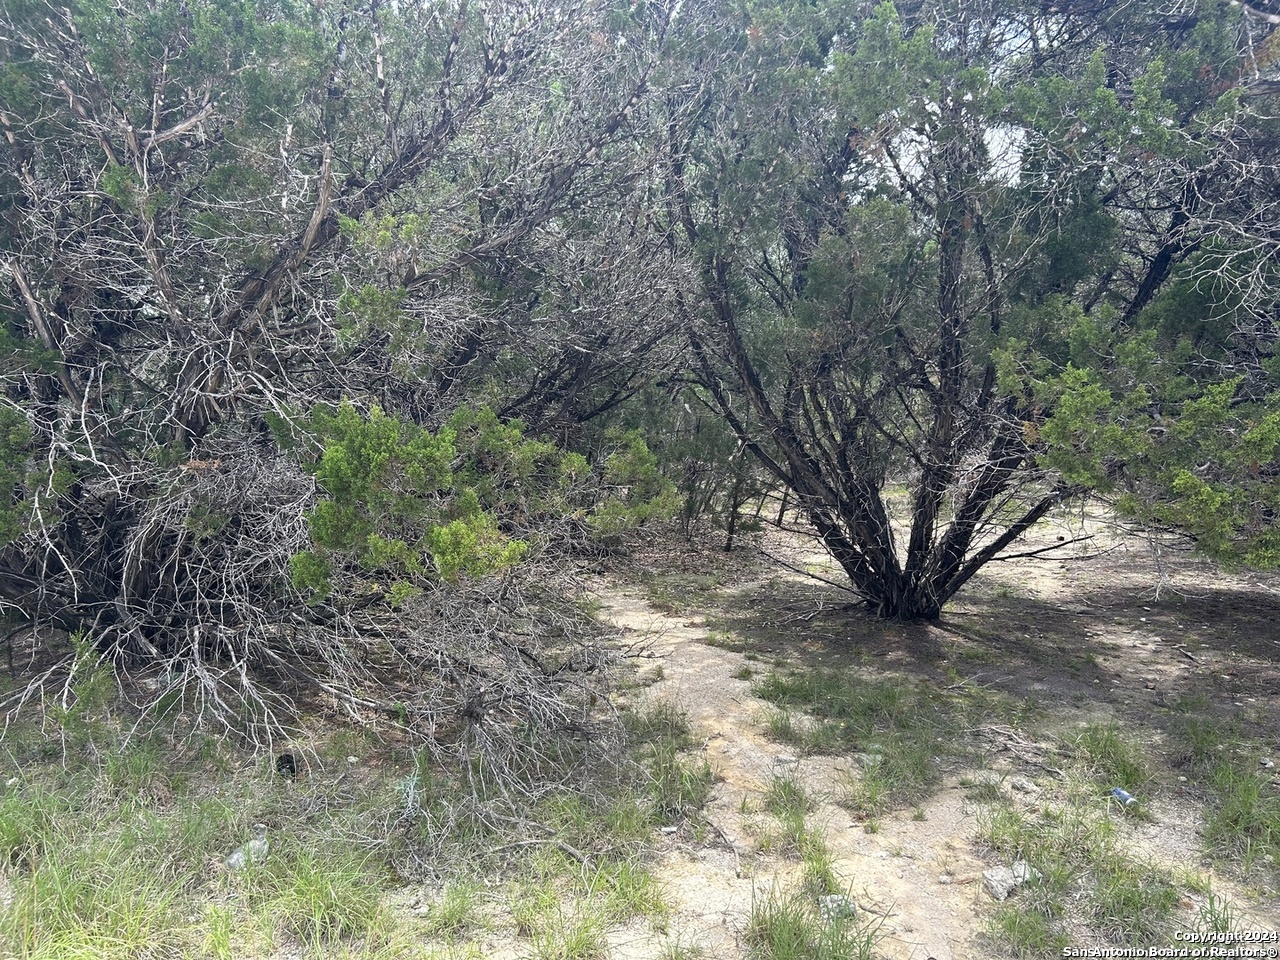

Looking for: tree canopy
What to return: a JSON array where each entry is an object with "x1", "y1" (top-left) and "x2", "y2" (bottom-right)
[
  {"x1": 0, "y1": 0, "x2": 1277, "y2": 746},
  {"x1": 664, "y1": 0, "x2": 1280, "y2": 617}
]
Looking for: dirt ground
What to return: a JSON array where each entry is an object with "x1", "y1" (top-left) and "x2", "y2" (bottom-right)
[{"x1": 590, "y1": 513, "x2": 1280, "y2": 959}]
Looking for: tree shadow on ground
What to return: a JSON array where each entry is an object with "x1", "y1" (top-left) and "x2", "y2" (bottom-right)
[{"x1": 710, "y1": 569, "x2": 1280, "y2": 745}]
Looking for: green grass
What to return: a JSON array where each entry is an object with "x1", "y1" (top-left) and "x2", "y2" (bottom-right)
[
  {"x1": 986, "y1": 904, "x2": 1070, "y2": 958},
  {"x1": 647, "y1": 735, "x2": 714, "y2": 818},
  {"x1": 1073, "y1": 722, "x2": 1151, "y2": 792},
  {"x1": 703, "y1": 629, "x2": 747, "y2": 652},
  {"x1": 1090, "y1": 857, "x2": 1181, "y2": 946},
  {"x1": 763, "y1": 775, "x2": 813, "y2": 821},
  {"x1": 527, "y1": 902, "x2": 607, "y2": 960},
  {"x1": 2, "y1": 823, "x2": 191, "y2": 958},
  {"x1": 754, "y1": 668, "x2": 955, "y2": 815},
  {"x1": 977, "y1": 792, "x2": 1196, "y2": 952},
  {"x1": 1202, "y1": 760, "x2": 1280, "y2": 872},
  {"x1": 627, "y1": 702, "x2": 714, "y2": 821},
  {"x1": 746, "y1": 886, "x2": 880, "y2": 960},
  {"x1": 643, "y1": 573, "x2": 726, "y2": 615},
  {"x1": 1193, "y1": 893, "x2": 1239, "y2": 936},
  {"x1": 268, "y1": 848, "x2": 385, "y2": 947},
  {"x1": 0, "y1": 689, "x2": 713, "y2": 960},
  {"x1": 658, "y1": 935, "x2": 706, "y2": 959},
  {"x1": 755, "y1": 775, "x2": 837, "y2": 895},
  {"x1": 423, "y1": 880, "x2": 485, "y2": 939},
  {"x1": 580, "y1": 858, "x2": 667, "y2": 923},
  {"x1": 1166, "y1": 705, "x2": 1280, "y2": 875},
  {"x1": 0, "y1": 786, "x2": 390, "y2": 958}
]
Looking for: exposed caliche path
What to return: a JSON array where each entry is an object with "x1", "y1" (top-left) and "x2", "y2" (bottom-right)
[{"x1": 591, "y1": 579, "x2": 992, "y2": 960}]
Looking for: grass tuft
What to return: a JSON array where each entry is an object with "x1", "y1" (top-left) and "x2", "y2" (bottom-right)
[
  {"x1": 1073, "y1": 722, "x2": 1150, "y2": 791},
  {"x1": 1202, "y1": 762, "x2": 1280, "y2": 872},
  {"x1": 754, "y1": 669, "x2": 950, "y2": 814},
  {"x1": 746, "y1": 885, "x2": 880, "y2": 960}
]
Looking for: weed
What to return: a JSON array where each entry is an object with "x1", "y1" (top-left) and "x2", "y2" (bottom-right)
[
  {"x1": 101, "y1": 737, "x2": 173, "y2": 798},
  {"x1": 602, "y1": 795, "x2": 654, "y2": 843},
  {"x1": 512, "y1": 882, "x2": 559, "y2": 938},
  {"x1": 754, "y1": 669, "x2": 951, "y2": 811},
  {"x1": 1166, "y1": 708, "x2": 1280, "y2": 874},
  {"x1": 425, "y1": 880, "x2": 485, "y2": 939},
  {"x1": 0, "y1": 783, "x2": 65, "y2": 867},
  {"x1": 527, "y1": 902, "x2": 607, "y2": 960},
  {"x1": 1193, "y1": 892, "x2": 1240, "y2": 936},
  {"x1": 746, "y1": 885, "x2": 880, "y2": 960},
  {"x1": 625, "y1": 701, "x2": 693, "y2": 747},
  {"x1": 704, "y1": 629, "x2": 745, "y2": 651},
  {"x1": 1089, "y1": 857, "x2": 1181, "y2": 945},
  {"x1": 621, "y1": 701, "x2": 715, "y2": 821},
  {"x1": 202, "y1": 903, "x2": 236, "y2": 960},
  {"x1": 267, "y1": 848, "x2": 385, "y2": 946},
  {"x1": 1073, "y1": 723, "x2": 1150, "y2": 791},
  {"x1": 960, "y1": 774, "x2": 1005, "y2": 803},
  {"x1": 659, "y1": 935, "x2": 706, "y2": 959},
  {"x1": 799, "y1": 835, "x2": 839, "y2": 897},
  {"x1": 840, "y1": 763, "x2": 889, "y2": 819},
  {"x1": 986, "y1": 905, "x2": 1069, "y2": 958},
  {"x1": 645, "y1": 573, "x2": 725, "y2": 615},
  {"x1": 0, "y1": 823, "x2": 190, "y2": 958},
  {"x1": 765, "y1": 708, "x2": 798, "y2": 743},
  {"x1": 648, "y1": 740, "x2": 714, "y2": 819},
  {"x1": 764, "y1": 775, "x2": 813, "y2": 820},
  {"x1": 1202, "y1": 761, "x2": 1280, "y2": 871},
  {"x1": 977, "y1": 782, "x2": 1196, "y2": 952},
  {"x1": 580, "y1": 857, "x2": 666, "y2": 922}
]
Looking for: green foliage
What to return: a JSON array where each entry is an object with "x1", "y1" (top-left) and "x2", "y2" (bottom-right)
[
  {"x1": 0, "y1": 405, "x2": 33, "y2": 546},
  {"x1": 746, "y1": 885, "x2": 880, "y2": 960},
  {"x1": 1072, "y1": 723, "x2": 1151, "y2": 793},
  {"x1": 337, "y1": 284, "x2": 410, "y2": 340},
  {"x1": 587, "y1": 428, "x2": 679, "y2": 545},
  {"x1": 269, "y1": 849, "x2": 385, "y2": 946},
  {"x1": 293, "y1": 404, "x2": 677, "y2": 602},
  {"x1": 753, "y1": 668, "x2": 952, "y2": 812},
  {"x1": 292, "y1": 402, "x2": 521, "y2": 594}
]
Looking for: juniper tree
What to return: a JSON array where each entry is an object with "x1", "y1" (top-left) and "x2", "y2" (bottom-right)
[
  {"x1": 0, "y1": 0, "x2": 682, "y2": 759},
  {"x1": 664, "y1": 0, "x2": 1280, "y2": 619}
]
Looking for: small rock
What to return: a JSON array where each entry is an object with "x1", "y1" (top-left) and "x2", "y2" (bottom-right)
[
  {"x1": 347, "y1": 755, "x2": 359, "y2": 764},
  {"x1": 1056, "y1": 604, "x2": 1092, "y2": 615},
  {"x1": 773, "y1": 754, "x2": 798, "y2": 767},
  {"x1": 938, "y1": 874, "x2": 953, "y2": 885},
  {"x1": 983, "y1": 859, "x2": 1040, "y2": 901},
  {"x1": 660, "y1": 825, "x2": 679, "y2": 835},
  {"x1": 1009, "y1": 776, "x2": 1039, "y2": 794},
  {"x1": 1013, "y1": 860, "x2": 1040, "y2": 883},
  {"x1": 1261, "y1": 757, "x2": 1275, "y2": 769},
  {"x1": 225, "y1": 823, "x2": 270, "y2": 872},
  {"x1": 818, "y1": 894, "x2": 857, "y2": 921}
]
